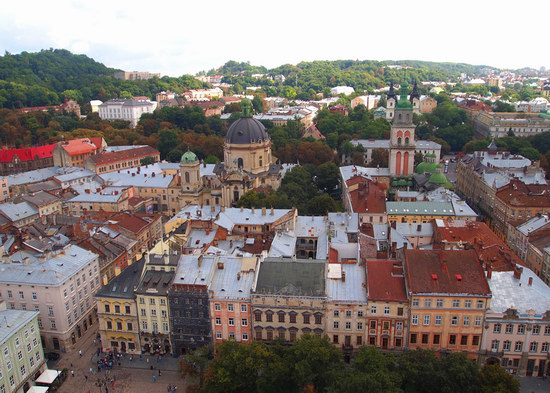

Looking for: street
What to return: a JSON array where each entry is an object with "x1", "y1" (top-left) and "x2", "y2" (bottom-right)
[{"x1": 48, "y1": 324, "x2": 191, "y2": 393}]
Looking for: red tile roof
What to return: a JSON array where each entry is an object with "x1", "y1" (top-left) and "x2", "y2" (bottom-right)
[
  {"x1": 0, "y1": 144, "x2": 55, "y2": 163},
  {"x1": 404, "y1": 249, "x2": 491, "y2": 296},
  {"x1": 60, "y1": 138, "x2": 99, "y2": 156},
  {"x1": 433, "y1": 220, "x2": 522, "y2": 271},
  {"x1": 496, "y1": 179, "x2": 550, "y2": 208},
  {"x1": 367, "y1": 260, "x2": 408, "y2": 302},
  {"x1": 89, "y1": 146, "x2": 159, "y2": 166},
  {"x1": 109, "y1": 212, "x2": 150, "y2": 234},
  {"x1": 347, "y1": 177, "x2": 387, "y2": 214}
]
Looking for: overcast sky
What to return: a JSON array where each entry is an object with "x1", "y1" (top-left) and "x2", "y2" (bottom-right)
[{"x1": 1, "y1": 0, "x2": 547, "y2": 77}]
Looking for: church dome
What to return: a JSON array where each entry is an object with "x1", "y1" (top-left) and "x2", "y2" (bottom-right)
[
  {"x1": 180, "y1": 150, "x2": 198, "y2": 164},
  {"x1": 225, "y1": 117, "x2": 269, "y2": 145},
  {"x1": 415, "y1": 162, "x2": 439, "y2": 174},
  {"x1": 428, "y1": 172, "x2": 451, "y2": 186}
]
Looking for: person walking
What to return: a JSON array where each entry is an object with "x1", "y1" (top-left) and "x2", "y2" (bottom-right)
[
  {"x1": 84, "y1": 375, "x2": 88, "y2": 382},
  {"x1": 152, "y1": 373, "x2": 157, "y2": 383},
  {"x1": 71, "y1": 370, "x2": 75, "y2": 378},
  {"x1": 158, "y1": 369, "x2": 162, "y2": 377},
  {"x1": 79, "y1": 350, "x2": 83, "y2": 357}
]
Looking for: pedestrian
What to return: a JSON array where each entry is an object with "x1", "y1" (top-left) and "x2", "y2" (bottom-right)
[
  {"x1": 158, "y1": 369, "x2": 161, "y2": 377},
  {"x1": 85, "y1": 375, "x2": 88, "y2": 382},
  {"x1": 105, "y1": 388, "x2": 109, "y2": 393},
  {"x1": 79, "y1": 350, "x2": 82, "y2": 357},
  {"x1": 71, "y1": 370, "x2": 75, "y2": 377},
  {"x1": 152, "y1": 374, "x2": 157, "y2": 383},
  {"x1": 146, "y1": 357, "x2": 149, "y2": 364},
  {"x1": 129, "y1": 355, "x2": 133, "y2": 362},
  {"x1": 167, "y1": 384, "x2": 172, "y2": 392},
  {"x1": 89, "y1": 367, "x2": 93, "y2": 374},
  {"x1": 93, "y1": 339, "x2": 96, "y2": 345}
]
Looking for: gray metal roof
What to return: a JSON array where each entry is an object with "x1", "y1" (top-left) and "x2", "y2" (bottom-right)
[
  {"x1": 225, "y1": 117, "x2": 269, "y2": 144},
  {"x1": 135, "y1": 270, "x2": 175, "y2": 296},
  {"x1": 0, "y1": 309, "x2": 39, "y2": 346},
  {"x1": 326, "y1": 263, "x2": 367, "y2": 303},
  {"x1": 0, "y1": 201, "x2": 39, "y2": 222},
  {"x1": 0, "y1": 245, "x2": 98, "y2": 286},
  {"x1": 386, "y1": 201, "x2": 454, "y2": 216},
  {"x1": 173, "y1": 255, "x2": 216, "y2": 287},
  {"x1": 254, "y1": 258, "x2": 326, "y2": 297},
  {"x1": 209, "y1": 257, "x2": 256, "y2": 300},
  {"x1": 21, "y1": 191, "x2": 60, "y2": 207},
  {"x1": 95, "y1": 258, "x2": 145, "y2": 299}
]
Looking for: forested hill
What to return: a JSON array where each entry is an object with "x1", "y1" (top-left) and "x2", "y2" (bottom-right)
[{"x1": 0, "y1": 49, "x2": 205, "y2": 108}]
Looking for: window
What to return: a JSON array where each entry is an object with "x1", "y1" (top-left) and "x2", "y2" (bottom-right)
[
  {"x1": 48, "y1": 306, "x2": 54, "y2": 316},
  {"x1": 215, "y1": 304, "x2": 221, "y2": 311},
  {"x1": 33, "y1": 338, "x2": 37, "y2": 347},
  {"x1": 436, "y1": 299, "x2": 443, "y2": 308},
  {"x1": 412, "y1": 299, "x2": 419, "y2": 307},
  {"x1": 127, "y1": 323, "x2": 133, "y2": 331},
  {"x1": 412, "y1": 315, "x2": 418, "y2": 325},
  {"x1": 514, "y1": 341, "x2": 523, "y2": 352},
  {"x1": 106, "y1": 321, "x2": 112, "y2": 330},
  {"x1": 474, "y1": 316, "x2": 482, "y2": 326},
  {"x1": 357, "y1": 336, "x2": 363, "y2": 345},
  {"x1": 357, "y1": 322, "x2": 363, "y2": 330},
  {"x1": 50, "y1": 320, "x2": 56, "y2": 330},
  {"x1": 32, "y1": 292, "x2": 37, "y2": 300},
  {"x1": 397, "y1": 307, "x2": 404, "y2": 316},
  {"x1": 278, "y1": 313, "x2": 285, "y2": 323},
  {"x1": 434, "y1": 315, "x2": 442, "y2": 326},
  {"x1": 241, "y1": 304, "x2": 247, "y2": 312},
  {"x1": 452, "y1": 300, "x2": 460, "y2": 308},
  {"x1": 503, "y1": 340, "x2": 511, "y2": 351},
  {"x1": 460, "y1": 335, "x2": 468, "y2": 346},
  {"x1": 464, "y1": 300, "x2": 472, "y2": 308},
  {"x1": 228, "y1": 318, "x2": 234, "y2": 326},
  {"x1": 542, "y1": 342, "x2": 549, "y2": 353},
  {"x1": 333, "y1": 321, "x2": 339, "y2": 329},
  {"x1": 254, "y1": 312, "x2": 262, "y2": 322},
  {"x1": 227, "y1": 304, "x2": 234, "y2": 311},
  {"x1": 396, "y1": 322, "x2": 403, "y2": 331},
  {"x1": 433, "y1": 334, "x2": 440, "y2": 345},
  {"x1": 303, "y1": 314, "x2": 310, "y2": 324},
  {"x1": 104, "y1": 304, "x2": 111, "y2": 313},
  {"x1": 161, "y1": 310, "x2": 167, "y2": 318},
  {"x1": 139, "y1": 297, "x2": 145, "y2": 304},
  {"x1": 517, "y1": 325, "x2": 525, "y2": 335},
  {"x1": 333, "y1": 310, "x2": 339, "y2": 317},
  {"x1": 290, "y1": 313, "x2": 296, "y2": 323},
  {"x1": 422, "y1": 334, "x2": 429, "y2": 344},
  {"x1": 315, "y1": 314, "x2": 322, "y2": 324},
  {"x1": 149, "y1": 298, "x2": 155, "y2": 305},
  {"x1": 29, "y1": 356, "x2": 34, "y2": 368},
  {"x1": 463, "y1": 316, "x2": 470, "y2": 326},
  {"x1": 141, "y1": 321, "x2": 148, "y2": 331},
  {"x1": 410, "y1": 334, "x2": 417, "y2": 344},
  {"x1": 545, "y1": 325, "x2": 550, "y2": 335},
  {"x1": 26, "y1": 343, "x2": 31, "y2": 352},
  {"x1": 215, "y1": 318, "x2": 221, "y2": 326},
  {"x1": 242, "y1": 333, "x2": 248, "y2": 341},
  {"x1": 357, "y1": 311, "x2": 364, "y2": 317},
  {"x1": 17, "y1": 351, "x2": 22, "y2": 360},
  {"x1": 6, "y1": 361, "x2": 11, "y2": 370},
  {"x1": 18, "y1": 291, "x2": 24, "y2": 299},
  {"x1": 530, "y1": 342, "x2": 538, "y2": 353},
  {"x1": 140, "y1": 309, "x2": 146, "y2": 317},
  {"x1": 493, "y1": 324, "x2": 501, "y2": 334},
  {"x1": 505, "y1": 324, "x2": 513, "y2": 334},
  {"x1": 266, "y1": 312, "x2": 273, "y2": 322},
  {"x1": 384, "y1": 306, "x2": 390, "y2": 315},
  {"x1": 533, "y1": 325, "x2": 540, "y2": 335},
  {"x1": 15, "y1": 338, "x2": 19, "y2": 347},
  {"x1": 449, "y1": 335, "x2": 456, "y2": 345},
  {"x1": 345, "y1": 310, "x2": 352, "y2": 318},
  {"x1": 151, "y1": 310, "x2": 156, "y2": 317},
  {"x1": 241, "y1": 319, "x2": 248, "y2": 326},
  {"x1": 215, "y1": 331, "x2": 222, "y2": 339},
  {"x1": 116, "y1": 322, "x2": 122, "y2": 330},
  {"x1": 125, "y1": 305, "x2": 131, "y2": 314},
  {"x1": 163, "y1": 322, "x2": 169, "y2": 332},
  {"x1": 451, "y1": 316, "x2": 458, "y2": 326},
  {"x1": 345, "y1": 322, "x2": 351, "y2": 330},
  {"x1": 266, "y1": 330, "x2": 273, "y2": 341},
  {"x1": 370, "y1": 305, "x2": 377, "y2": 314},
  {"x1": 424, "y1": 299, "x2": 432, "y2": 308},
  {"x1": 290, "y1": 330, "x2": 297, "y2": 342},
  {"x1": 477, "y1": 300, "x2": 484, "y2": 309},
  {"x1": 9, "y1": 376, "x2": 14, "y2": 387},
  {"x1": 423, "y1": 315, "x2": 430, "y2": 326}
]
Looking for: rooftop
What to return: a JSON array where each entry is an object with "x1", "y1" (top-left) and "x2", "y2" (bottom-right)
[
  {"x1": 346, "y1": 177, "x2": 387, "y2": 214},
  {"x1": 88, "y1": 146, "x2": 159, "y2": 166},
  {"x1": 58, "y1": 138, "x2": 99, "y2": 156},
  {"x1": 173, "y1": 255, "x2": 217, "y2": 287},
  {"x1": 21, "y1": 191, "x2": 60, "y2": 207},
  {"x1": 517, "y1": 214, "x2": 550, "y2": 236},
  {"x1": 0, "y1": 309, "x2": 39, "y2": 346},
  {"x1": 488, "y1": 268, "x2": 550, "y2": 314},
  {"x1": 340, "y1": 165, "x2": 391, "y2": 183},
  {"x1": 209, "y1": 256, "x2": 257, "y2": 300},
  {"x1": 404, "y1": 249, "x2": 491, "y2": 296},
  {"x1": 496, "y1": 179, "x2": 550, "y2": 208},
  {"x1": 254, "y1": 258, "x2": 325, "y2": 297},
  {"x1": 0, "y1": 201, "x2": 39, "y2": 222},
  {"x1": 386, "y1": 201, "x2": 455, "y2": 216},
  {"x1": 366, "y1": 260, "x2": 408, "y2": 302},
  {"x1": 135, "y1": 270, "x2": 174, "y2": 296},
  {"x1": 326, "y1": 263, "x2": 367, "y2": 303},
  {"x1": 0, "y1": 144, "x2": 55, "y2": 163},
  {"x1": 215, "y1": 207, "x2": 293, "y2": 231},
  {"x1": 95, "y1": 258, "x2": 145, "y2": 299}
]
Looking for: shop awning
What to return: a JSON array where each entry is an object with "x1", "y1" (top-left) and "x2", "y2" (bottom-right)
[
  {"x1": 35, "y1": 369, "x2": 60, "y2": 384},
  {"x1": 27, "y1": 386, "x2": 49, "y2": 393}
]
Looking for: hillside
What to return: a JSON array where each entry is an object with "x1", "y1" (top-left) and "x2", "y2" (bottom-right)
[{"x1": 0, "y1": 49, "x2": 205, "y2": 109}]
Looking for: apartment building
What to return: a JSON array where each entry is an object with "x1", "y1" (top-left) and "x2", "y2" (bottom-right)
[
  {"x1": 114, "y1": 71, "x2": 160, "y2": 81},
  {"x1": 85, "y1": 146, "x2": 160, "y2": 174},
  {"x1": 52, "y1": 137, "x2": 105, "y2": 167},
  {"x1": 98, "y1": 99, "x2": 157, "y2": 127},
  {"x1": 95, "y1": 259, "x2": 145, "y2": 354},
  {"x1": 481, "y1": 266, "x2": 550, "y2": 377},
  {"x1": 473, "y1": 111, "x2": 550, "y2": 138},
  {"x1": 404, "y1": 249, "x2": 492, "y2": 359},
  {"x1": 0, "y1": 304, "x2": 46, "y2": 393},
  {"x1": 0, "y1": 144, "x2": 55, "y2": 176},
  {"x1": 0, "y1": 245, "x2": 101, "y2": 352},
  {"x1": 251, "y1": 259, "x2": 326, "y2": 343}
]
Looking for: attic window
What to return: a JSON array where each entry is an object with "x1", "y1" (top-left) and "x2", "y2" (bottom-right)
[
  {"x1": 431, "y1": 273, "x2": 438, "y2": 280},
  {"x1": 455, "y1": 274, "x2": 463, "y2": 281}
]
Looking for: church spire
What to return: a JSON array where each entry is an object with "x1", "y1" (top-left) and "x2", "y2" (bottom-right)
[
  {"x1": 387, "y1": 82, "x2": 396, "y2": 100},
  {"x1": 410, "y1": 80, "x2": 420, "y2": 101},
  {"x1": 241, "y1": 98, "x2": 253, "y2": 118}
]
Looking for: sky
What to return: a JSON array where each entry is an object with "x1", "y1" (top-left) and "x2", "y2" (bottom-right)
[{"x1": 1, "y1": 0, "x2": 548, "y2": 77}]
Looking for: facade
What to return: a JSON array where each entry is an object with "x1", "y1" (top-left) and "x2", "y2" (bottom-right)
[
  {"x1": 389, "y1": 85, "x2": 416, "y2": 177},
  {"x1": 343, "y1": 176, "x2": 387, "y2": 225},
  {"x1": 251, "y1": 259, "x2": 326, "y2": 343},
  {"x1": 168, "y1": 255, "x2": 216, "y2": 355},
  {"x1": 0, "y1": 144, "x2": 55, "y2": 176},
  {"x1": 507, "y1": 214, "x2": 550, "y2": 261},
  {"x1": 404, "y1": 249, "x2": 492, "y2": 359},
  {"x1": 21, "y1": 191, "x2": 62, "y2": 218},
  {"x1": 67, "y1": 188, "x2": 131, "y2": 215},
  {"x1": 52, "y1": 137, "x2": 105, "y2": 167},
  {"x1": 325, "y1": 264, "x2": 368, "y2": 361},
  {"x1": 98, "y1": 99, "x2": 157, "y2": 127},
  {"x1": 351, "y1": 95, "x2": 381, "y2": 110},
  {"x1": 209, "y1": 256, "x2": 257, "y2": 345},
  {"x1": 473, "y1": 111, "x2": 550, "y2": 138},
  {"x1": 365, "y1": 260, "x2": 409, "y2": 351},
  {"x1": 183, "y1": 88, "x2": 223, "y2": 101},
  {"x1": 95, "y1": 259, "x2": 145, "y2": 354},
  {"x1": 0, "y1": 202, "x2": 39, "y2": 228},
  {"x1": 0, "y1": 304, "x2": 46, "y2": 393},
  {"x1": 114, "y1": 71, "x2": 160, "y2": 80},
  {"x1": 85, "y1": 146, "x2": 160, "y2": 174},
  {"x1": 0, "y1": 245, "x2": 101, "y2": 352},
  {"x1": 386, "y1": 201, "x2": 475, "y2": 224},
  {"x1": 344, "y1": 139, "x2": 441, "y2": 166},
  {"x1": 481, "y1": 267, "x2": 550, "y2": 377}
]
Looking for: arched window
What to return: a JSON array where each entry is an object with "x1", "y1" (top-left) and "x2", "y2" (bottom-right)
[
  {"x1": 184, "y1": 172, "x2": 190, "y2": 183},
  {"x1": 259, "y1": 156, "x2": 263, "y2": 166},
  {"x1": 405, "y1": 137, "x2": 409, "y2": 145},
  {"x1": 237, "y1": 158, "x2": 244, "y2": 169},
  {"x1": 397, "y1": 137, "x2": 402, "y2": 145},
  {"x1": 398, "y1": 113, "x2": 402, "y2": 120}
]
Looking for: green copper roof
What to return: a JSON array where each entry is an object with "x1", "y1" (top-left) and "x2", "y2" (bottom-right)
[
  {"x1": 396, "y1": 83, "x2": 413, "y2": 109},
  {"x1": 181, "y1": 150, "x2": 198, "y2": 164},
  {"x1": 415, "y1": 162, "x2": 439, "y2": 174},
  {"x1": 241, "y1": 98, "x2": 253, "y2": 118},
  {"x1": 428, "y1": 172, "x2": 451, "y2": 185}
]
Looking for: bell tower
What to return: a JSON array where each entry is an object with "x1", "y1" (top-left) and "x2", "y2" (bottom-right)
[{"x1": 389, "y1": 84, "x2": 416, "y2": 177}]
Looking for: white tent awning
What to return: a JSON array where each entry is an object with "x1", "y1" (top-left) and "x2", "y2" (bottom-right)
[
  {"x1": 27, "y1": 386, "x2": 49, "y2": 393},
  {"x1": 35, "y1": 369, "x2": 60, "y2": 384}
]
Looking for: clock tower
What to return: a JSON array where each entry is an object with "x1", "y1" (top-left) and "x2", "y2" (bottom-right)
[{"x1": 389, "y1": 84, "x2": 416, "y2": 176}]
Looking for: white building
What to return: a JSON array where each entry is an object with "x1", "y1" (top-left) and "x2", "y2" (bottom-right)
[
  {"x1": 98, "y1": 99, "x2": 157, "y2": 127},
  {"x1": 515, "y1": 98, "x2": 549, "y2": 113},
  {"x1": 342, "y1": 139, "x2": 441, "y2": 165},
  {"x1": 90, "y1": 100, "x2": 103, "y2": 113},
  {"x1": 351, "y1": 95, "x2": 381, "y2": 110},
  {"x1": 0, "y1": 245, "x2": 101, "y2": 352},
  {"x1": 183, "y1": 88, "x2": 224, "y2": 101},
  {"x1": 0, "y1": 304, "x2": 47, "y2": 393},
  {"x1": 330, "y1": 86, "x2": 355, "y2": 96}
]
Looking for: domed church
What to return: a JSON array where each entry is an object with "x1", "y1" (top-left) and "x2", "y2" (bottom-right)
[{"x1": 178, "y1": 99, "x2": 283, "y2": 208}]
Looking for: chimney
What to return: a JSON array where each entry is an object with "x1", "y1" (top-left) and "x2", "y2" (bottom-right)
[
  {"x1": 270, "y1": 207, "x2": 274, "y2": 215},
  {"x1": 237, "y1": 272, "x2": 241, "y2": 280},
  {"x1": 486, "y1": 264, "x2": 492, "y2": 280},
  {"x1": 513, "y1": 266, "x2": 523, "y2": 280},
  {"x1": 163, "y1": 249, "x2": 169, "y2": 265},
  {"x1": 341, "y1": 271, "x2": 346, "y2": 282},
  {"x1": 221, "y1": 205, "x2": 225, "y2": 212},
  {"x1": 240, "y1": 206, "x2": 244, "y2": 212},
  {"x1": 251, "y1": 207, "x2": 255, "y2": 214},
  {"x1": 416, "y1": 224, "x2": 422, "y2": 232},
  {"x1": 261, "y1": 207, "x2": 266, "y2": 216},
  {"x1": 210, "y1": 204, "x2": 215, "y2": 212},
  {"x1": 528, "y1": 276, "x2": 533, "y2": 286}
]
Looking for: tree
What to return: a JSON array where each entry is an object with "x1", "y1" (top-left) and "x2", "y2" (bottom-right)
[
  {"x1": 367, "y1": 148, "x2": 389, "y2": 168},
  {"x1": 252, "y1": 95, "x2": 264, "y2": 113},
  {"x1": 308, "y1": 194, "x2": 338, "y2": 215},
  {"x1": 205, "y1": 154, "x2": 220, "y2": 164},
  {"x1": 140, "y1": 156, "x2": 155, "y2": 166},
  {"x1": 157, "y1": 129, "x2": 179, "y2": 159},
  {"x1": 519, "y1": 147, "x2": 541, "y2": 161},
  {"x1": 314, "y1": 162, "x2": 340, "y2": 193},
  {"x1": 479, "y1": 365, "x2": 520, "y2": 393},
  {"x1": 493, "y1": 100, "x2": 515, "y2": 112}
]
